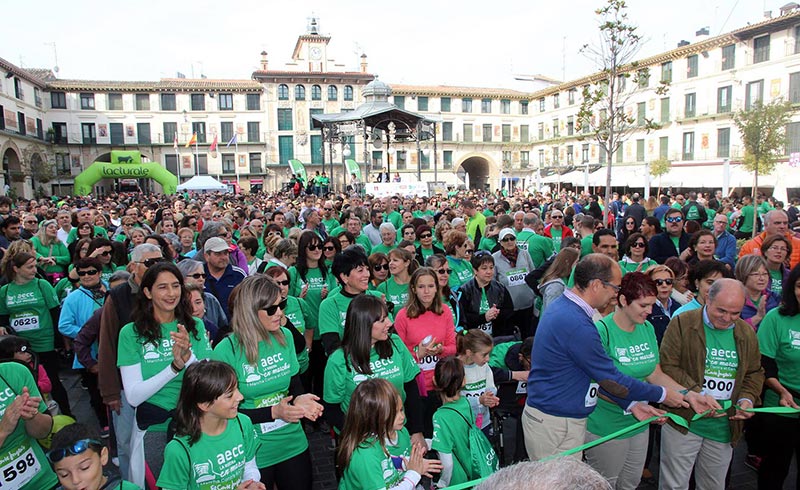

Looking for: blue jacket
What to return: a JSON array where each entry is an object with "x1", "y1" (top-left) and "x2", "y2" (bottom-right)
[
  {"x1": 526, "y1": 295, "x2": 664, "y2": 418},
  {"x1": 741, "y1": 290, "x2": 781, "y2": 329},
  {"x1": 714, "y1": 231, "x2": 737, "y2": 268},
  {"x1": 59, "y1": 286, "x2": 104, "y2": 368},
  {"x1": 648, "y1": 232, "x2": 690, "y2": 264},
  {"x1": 204, "y1": 264, "x2": 247, "y2": 319}
]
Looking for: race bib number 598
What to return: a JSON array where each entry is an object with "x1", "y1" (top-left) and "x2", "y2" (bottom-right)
[{"x1": 0, "y1": 447, "x2": 40, "y2": 490}]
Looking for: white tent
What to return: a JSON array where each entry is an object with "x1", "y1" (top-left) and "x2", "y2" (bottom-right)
[{"x1": 177, "y1": 176, "x2": 228, "y2": 192}]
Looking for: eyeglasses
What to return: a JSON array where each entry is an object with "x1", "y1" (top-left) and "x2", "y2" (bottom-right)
[
  {"x1": 600, "y1": 280, "x2": 621, "y2": 292},
  {"x1": 323, "y1": 208, "x2": 333, "y2": 211},
  {"x1": 768, "y1": 246, "x2": 788, "y2": 253},
  {"x1": 419, "y1": 233, "x2": 432, "y2": 239},
  {"x1": 307, "y1": 244, "x2": 321, "y2": 251},
  {"x1": 274, "y1": 280, "x2": 290, "y2": 286},
  {"x1": 267, "y1": 231, "x2": 282, "y2": 237},
  {"x1": 501, "y1": 236, "x2": 516, "y2": 243},
  {"x1": 630, "y1": 242, "x2": 646, "y2": 248},
  {"x1": 464, "y1": 249, "x2": 474, "y2": 254},
  {"x1": 262, "y1": 301, "x2": 286, "y2": 316},
  {"x1": 24, "y1": 220, "x2": 37, "y2": 225},
  {"x1": 654, "y1": 278, "x2": 674, "y2": 286},
  {"x1": 373, "y1": 264, "x2": 389, "y2": 271},
  {"x1": 551, "y1": 215, "x2": 563, "y2": 219},
  {"x1": 187, "y1": 273, "x2": 207, "y2": 280},
  {"x1": 76, "y1": 269, "x2": 99, "y2": 277},
  {"x1": 188, "y1": 222, "x2": 197, "y2": 227},
  {"x1": 137, "y1": 257, "x2": 165, "y2": 268},
  {"x1": 47, "y1": 439, "x2": 104, "y2": 463},
  {"x1": 665, "y1": 216, "x2": 683, "y2": 223},
  {"x1": 626, "y1": 221, "x2": 635, "y2": 225},
  {"x1": 436, "y1": 268, "x2": 452, "y2": 275},
  {"x1": 218, "y1": 232, "x2": 231, "y2": 238},
  {"x1": 322, "y1": 246, "x2": 335, "y2": 252},
  {"x1": 748, "y1": 272, "x2": 770, "y2": 278}
]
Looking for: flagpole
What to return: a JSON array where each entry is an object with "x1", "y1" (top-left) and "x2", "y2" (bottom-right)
[
  {"x1": 235, "y1": 138, "x2": 240, "y2": 186},
  {"x1": 195, "y1": 136, "x2": 199, "y2": 175}
]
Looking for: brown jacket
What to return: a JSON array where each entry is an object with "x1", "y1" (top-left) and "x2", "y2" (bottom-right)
[{"x1": 660, "y1": 308, "x2": 764, "y2": 446}]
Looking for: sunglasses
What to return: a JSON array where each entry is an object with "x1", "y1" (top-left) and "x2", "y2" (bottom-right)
[
  {"x1": 322, "y1": 246, "x2": 335, "y2": 252},
  {"x1": 47, "y1": 439, "x2": 104, "y2": 464},
  {"x1": 551, "y1": 215, "x2": 563, "y2": 219},
  {"x1": 501, "y1": 236, "x2": 516, "y2": 243},
  {"x1": 373, "y1": 264, "x2": 389, "y2": 271},
  {"x1": 262, "y1": 300, "x2": 286, "y2": 316},
  {"x1": 98, "y1": 250, "x2": 111, "y2": 256},
  {"x1": 436, "y1": 268, "x2": 452, "y2": 275},
  {"x1": 218, "y1": 232, "x2": 231, "y2": 238},
  {"x1": 274, "y1": 279, "x2": 290, "y2": 286},
  {"x1": 323, "y1": 208, "x2": 333, "y2": 211},
  {"x1": 655, "y1": 279, "x2": 674, "y2": 286},
  {"x1": 187, "y1": 272, "x2": 207, "y2": 280},
  {"x1": 665, "y1": 216, "x2": 683, "y2": 223},
  {"x1": 419, "y1": 233, "x2": 432, "y2": 239},
  {"x1": 189, "y1": 222, "x2": 197, "y2": 226},
  {"x1": 76, "y1": 269, "x2": 99, "y2": 277},
  {"x1": 464, "y1": 249, "x2": 474, "y2": 254},
  {"x1": 307, "y1": 244, "x2": 321, "y2": 251},
  {"x1": 24, "y1": 221, "x2": 37, "y2": 224},
  {"x1": 138, "y1": 257, "x2": 165, "y2": 268},
  {"x1": 267, "y1": 232, "x2": 282, "y2": 237},
  {"x1": 630, "y1": 242, "x2": 646, "y2": 248}
]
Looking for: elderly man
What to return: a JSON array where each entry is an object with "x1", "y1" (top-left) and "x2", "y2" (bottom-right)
[
  {"x1": 659, "y1": 279, "x2": 764, "y2": 490},
  {"x1": 516, "y1": 214, "x2": 554, "y2": 269},
  {"x1": 739, "y1": 209, "x2": 800, "y2": 268},
  {"x1": 346, "y1": 215, "x2": 372, "y2": 254},
  {"x1": 713, "y1": 214, "x2": 737, "y2": 268},
  {"x1": 203, "y1": 237, "x2": 246, "y2": 319},
  {"x1": 523, "y1": 254, "x2": 687, "y2": 461},
  {"x1": 362, "y1": 209, "x2": 384, "y2": 246},
  {"x1": 648, "y1": 208, "x2": 690, "y2": 264}
]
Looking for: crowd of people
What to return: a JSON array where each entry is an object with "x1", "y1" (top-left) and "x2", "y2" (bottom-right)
[{"x1": 0, "y1": 185, "x2": 797, "y2": 490}]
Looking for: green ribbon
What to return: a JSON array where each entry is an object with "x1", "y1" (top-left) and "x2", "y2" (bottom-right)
[{"x1": 441, "y1": 403, "x2": 800, "y2": 490}]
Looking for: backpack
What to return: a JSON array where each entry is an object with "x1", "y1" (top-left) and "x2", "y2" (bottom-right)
[{"x1": 443, "y1": 406, "x2": 499, "y2": 479}]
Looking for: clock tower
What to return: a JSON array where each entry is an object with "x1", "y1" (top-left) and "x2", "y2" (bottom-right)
[{"x1": 291, "y1": 16, "x2": 330, "y2": 73}]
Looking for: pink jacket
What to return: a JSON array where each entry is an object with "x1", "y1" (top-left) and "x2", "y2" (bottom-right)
[{"x1": 394, "y1": 307, "x2": 457, "y2": 393}]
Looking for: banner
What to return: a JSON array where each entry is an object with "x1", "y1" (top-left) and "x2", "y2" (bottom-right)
[
  {"x1": 364, "y1": 182, "x2": 429, "y2": 198},
  {"x1": 73, "y1": 151, "x2": 177, "y2": 196},
  {"x1": 344, "y1": 159, "x2": 362, "y2": 181},
  {"x1": 288, "y1": 159, "x2": 307, "y2": 182}
]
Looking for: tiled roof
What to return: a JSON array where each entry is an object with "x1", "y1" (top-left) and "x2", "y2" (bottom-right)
[
  {"x1": 25, "y1": 68, "x2": 56, "y2": 81},
  {"x1": 251, "y1": 70, "x2": 373, "y2": 82},
  {"x1": 45, "y1": 78, "x2": 263, "y2": 92},
  {"x1": 389, "y1": 84, "x2": 531, "y2": 99},
  {"x1": 0, "y1": 57, "x2": 47, "y2": 87}
]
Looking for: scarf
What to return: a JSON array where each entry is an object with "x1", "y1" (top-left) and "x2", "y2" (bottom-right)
[{"x1": 501, "y1": 246, "x2": 518, "y2": 268}]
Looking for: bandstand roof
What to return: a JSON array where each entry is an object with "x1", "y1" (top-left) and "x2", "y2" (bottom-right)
[{"x1": 310, "y1": 99, "x2": 435, "y2": 132}]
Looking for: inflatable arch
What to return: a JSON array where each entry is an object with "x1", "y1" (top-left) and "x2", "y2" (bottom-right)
[{"x1": 74, "y1": 151, "x2": 178, "y2": 195}]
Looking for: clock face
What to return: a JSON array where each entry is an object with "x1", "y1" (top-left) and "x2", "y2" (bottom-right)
[{"x1": 310, "y1": 47, "x2": 322, "y2": 60}]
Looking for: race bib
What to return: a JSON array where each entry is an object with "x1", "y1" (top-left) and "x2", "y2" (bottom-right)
[
  {"x1": 417, "y1": 354, "x2": 439, "y2": 372},
  {"x1": 505, "y1": 269, "x2": 527, "y2": 288},
  {"x1": 253, "y1": 390, "x2": 288, "y2": 409},
  {"x1": 585, "y1": 383, "x2": 599, "y2": 408},
  {"x1": 10, "y1": 314, "x2": 39, "y2": 332},
  {"x1": 476, "y1": 322, "x2": 493, "y2": 335},
  {"x1": 516, "y1": 381, "x2": 527, "y2": 395},
  {"x1": 703, "y1": 376, "x2": 734, "y2": 400},
  {"x1": 259, "y1": 419, "x2": 289, "y2": 434},
  {"x1": 0, "y1": 445, "x2": 41, "y2": 490}
]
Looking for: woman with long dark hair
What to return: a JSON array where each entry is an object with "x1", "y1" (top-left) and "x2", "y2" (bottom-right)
[
  {"x1": 378, "y1": 248, "x2": 418, "y2": 316},
  {"x1": 117, "y1": 261, "x2": 212, "y2": 488},
  {"x1": 426, "y1": 254, "x2": 465, "y2": 331}
]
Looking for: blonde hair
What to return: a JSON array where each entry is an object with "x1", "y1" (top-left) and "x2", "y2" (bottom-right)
[{"x1": 229, "y1": 275, "x2": 285, "y2": 364}]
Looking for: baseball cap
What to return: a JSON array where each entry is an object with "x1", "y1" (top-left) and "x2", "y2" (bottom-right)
[
  {"x1": 498, "y1": 228, "x2": 516, "y2": 241},
  {"x1": 204, "y1": 237, "x2": 229, "y2": 253}
]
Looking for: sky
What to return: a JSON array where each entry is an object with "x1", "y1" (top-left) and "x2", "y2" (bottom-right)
[{"x1": 2, "y1": 0, "x2": 767, "y2": 90}]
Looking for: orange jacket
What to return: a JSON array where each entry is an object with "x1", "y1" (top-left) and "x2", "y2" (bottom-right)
[{"x1": 738, "y1": 231, "x2": 800, "y2": 269}]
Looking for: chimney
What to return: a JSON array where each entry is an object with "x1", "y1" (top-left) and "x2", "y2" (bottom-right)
[
  {"x1": 764, "y1": 10, "x2": 772, "y2": 19},
  {"x1": 677, "y1": 40, "x2": 690, "y2": 47},
  {"x1": 260, "y1": 51, "x2": 268, "y2": 71},
  {"x1": 695, "y1": 26, "x2": 710, "y2": 43},
  {"x1": 360, "y1": 53, "x2": 368, "y2": 73}
]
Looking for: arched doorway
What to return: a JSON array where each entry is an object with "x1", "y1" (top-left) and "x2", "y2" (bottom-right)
[
  {"x1": 2, "y1": 148, "x2": 23, "y2": 197},
  {"x1": 456, "y1": 156, "x2": 491, "y2": 190}
]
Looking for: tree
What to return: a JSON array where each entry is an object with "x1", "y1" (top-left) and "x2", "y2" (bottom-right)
[
  {"x1": 649, "y1": 157, "x2": 671, "y2": 197},
  {"x1": 577, "y1": 0, "x2": 668, "y2": 209},
  {"x1": 733, "y1": 98, "x2": 793, "y2": 238}
]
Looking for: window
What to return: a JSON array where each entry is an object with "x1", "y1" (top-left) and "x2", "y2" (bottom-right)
[
  {"x1": 52, "y1": 122, "x2": 67, "y2": 144},
  {"x1": 520, "y1": 125, "x2": 529, "y2": 143},
  {"x1": 553, "y1": 93, "x2": 560, "y2": 109},
  {"x1": 220, "y1": 122, "x2": 233, "y2": 143},
  {"x1": 163, "y1": 122, "x2": 177, "y2": 144},
  {"x1": 661, "y1": 61, "x2": 672, "y2": 83},
  {"x1": 462, "y1": 98, "x2": 472, "y2": 113},
  {"x1": 13, "y1": 78, "x2": 22, "y2": 100},
  {"x1": 195, "y1": 154, "x2": 208, "y2": 175},
  {"x1": 637, "y1": 102, "x2": 646, "y2": 126},
  {"x1": 717, "y1": 86, "x2": 732, "y2": 113},
  {"x1": 218, "y1": 93, "x2": 233, "y2": 110},
  {"x1": 481, "y1": 98, "x2": 492, "y2": 113},
  {"x1": 51, "y1": 92, "x2": 66, "y2": 109},
  {"x1": 80, "y1": 93, "x2": 95, "y2": 110},
  {"x1": 638, "y1": 69, "x2": 650, "y2": 88},
  {"x1": 249, "y1": 153, "x2": 262, "y2": 173},
  {"x1": 599, "y1": 147, "x2": 607, "y2": 164},
  {"x1": 278, "y1": 136, "x2": 294, "y2": 164},
  {"x1": 420, "y1": 150, "x2": 430, "y2": 170},
  {"x1": 636, "y1": 139, "x2": 645, "y2": 161},
  {"x1": 753, "y1": 35, "x2": 770, "y2": 63},
  {"x1": 137, "y1": 123, "x2": 151, "y2": 144},
  {"x1": 745, "y1": 80, "x2": 764, "y2": 111},
  {"x1": 463, "y1": 123, "x2": 473, "y2": 142},
  {"x1": 659, "y1": 137, "x2": 669, "y2": 159},
  {"x1": 371, "y1": 151, "x2": 383, "y2": 170},
  {"x1": 81, "y1": 123, "x2": 96, "y2": 144},
  {"x1": 482, "y1": 124, "x2": 492, "y2": 142},
  {"x1": 443, "y1": 151, "x2": 453, "y2": 169},
  {"x1": 682, "y1": 132, "x2": 694, "y2": 160},
  {"x1": 788, "y1": 122, "x2": 800, "y2": 153},
  {"x1": 134, "y1": 94, "x2": 150, "y2": 111},
  {"x1": 717, "y1": 128, "x2": 730, "y2": 158},
  {"x1": 55, "y1": 153, "x2": 70, "y2": 174},
  {"x1": 500, "y1": 99, "x2": 510, "y2": 114},
  {"x1": 278, "y1": 84, "x2": 289, "y2": 100},
  {"x1": 417, "y1": 96, "x2": 429, "y2": 111},
  {"x1": 294, "y1": 85, "x2": 305, "y2": 100},
  {"x1": 246, "y1": 93, "x2": 260, "y2": 110},
  {"x1": 721, "y1": 44, "x2": 735, "y2": 70},
  {"x1": 552, "y1": 118, "x2": 559, "y2": 137},
  {"x1": 442, "y1": 122, "x2": 453, "y2": 141},
  {"x1": 616, "y1": 144, "x2": 624, "y2": 163},
  {"x1": 35, "y1": 118, "x2": 42, "y2": 139},
  {"x1": 684, "y1": 93, "x2": 696, "y2": 118},
  {"x1": 277, "y1": 109, "x2": 293, "y2": 131},
  {"x1": 538, "y1": 122, "x2": 544, "y2": 140},
  {"x1": 566, "y1": 145, "x2": 574, "y2": 164},
  {"x1": 327, "y1": 85, "x2": 338, "y2": 101},
  {"x1": 160, "y1": 93, "x2": 176, "y2": 111},
  {"x1": 687, "y1": 55, "x2": 698, "y2": 78},
  {"x1": 660, "y1": 97, "x2": 670, "y2": 123},
  {"x1": 441, "y1": 97, "x2": 451, "y2": 112},
  {"x1": 394, "y1": 96, "x2": 405, "y2": 109},
  {"x1": 520, "y1": 100, "x2": 529, "y2": 114},
  {"x1": 791, "y1": 73, "x2": 800, "y2": 104},
  {"x1": 396, "y1": 151, "x2": 407, "y2": 170},
  {"x1": 502, "y1": 124, "x2": 511, "y2": 142},
  {"x1": 309, "y1": 108, "x2": 323, "y2": 129},
  {"x1": 502, "y1": 151, "x2": 511, "y2": 166},
  {"x1": 521, "y1": 151, "x2": 530, "y2": 168},
  {"x1": 796, "y1": 26, "x2": 800, "y2": 54},
  {"x1": 582, "y1": 144, "x2": 590, "y2": 163},
  {"x1": 191, "y1": 94, "x2": 205, "y2": 111},
  {"x1": 222, "y1": 154, "x2": 236, "y2": 173},
  {"x1": 311, "y1": 85, "x2": 322, "y2": 101},
  {"x1": 617, "y1": 74, "x2": 626, "y2": 92},
  {"x1": 539, "y1": 149, "x2": 545, "y2": 165},
  {"x1": 310, "y1": 135, "x2": 323, "y2": 164},
  {"x1": 552, "y1": 147, "x2": 560, "y2": 165},
  {"x1": 192, "y1": 122, "x2": 206, "y2": 143},
  {"x1": 247, "y1": 122, "x2": 260, "y2": 142},
  {"x1": 564, "y1": 116, "x2": 572, "y2": 136},
  {"x1": 343, "y1": 85, "x2": 354, "y2": 101},
  {"x1": 568, "y1": 89, "x2": 576, "y2": 105},
  {"x1": 107, "y1": 93, "x2": 123, "y2": 111}
]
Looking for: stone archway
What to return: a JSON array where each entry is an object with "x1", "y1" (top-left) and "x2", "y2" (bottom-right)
[
  {"x1": 456, "y1": 155, "x2": 492, "y2": 190},
  {"x1": 2, "y1": 147, "x2": 23, "y2": 197}
]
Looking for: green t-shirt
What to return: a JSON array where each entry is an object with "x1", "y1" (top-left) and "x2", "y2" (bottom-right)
[
  {"x1": 447, "y1": 257, "x2": 474, "y2": 289},
  {"x1": 66, "y1": 225, "x2": 109, "y2": 244},
  {"x1": 211, "y1": 329, "x2": 305, "y2": 468},
  {"x1": 587, "y1": 314, "x2": 660, "y2": 438},
  {"x1": 386, "y1": 211, "x2": 403, "y2": 231},
  {"x1": 322, "y1": 218, "x2": 339, "y2": 234},
  {"x1": 758, "y1": 309, "x2": 800, "y2": 418},
  {"x1": 283, "y1": 296, "x2": 310, "y2": 373},
  {"x1": 517, "y1": 231, "x2": 554, "y2": 269},
  {"x1": 377, "y1": 277, "x2": 410, "y2": 317},
  {"x1": 739, "y1": 205, "x2": 755, "y2": 233},
  {"x1": 157, "y1": 413, "x2": 258, "y2": 490},
  {"x1": 431, "y1": 396, "x2": 471, "y2": 485},
  {"x1": 54, "y1": 276, "x2": 76, "y2": 303},
  {"x1": 419, "y1": 246, "x2": 435, "y2": 262},
  {"x1": 466, "y1": 213, "x2": 486, "y2": 242},
  {"x1": 386, "y1": 426, "x2": 411, "y2": 459},
  {"x1": 477, "y1": 236, "x2": 496, "y2": 252},
  {"x1": 689, "y1": 325, "x2": 738, "y2": 442},
  {"x1": 0, "y1": 278, "x2": 60, "y2": 352},
  {"x1": 117, "y1": 318, "x2": 212, "y2": 411},
  {"x1": 30, "y1": 237, "x2": 69, "y2": 274},
  {"x1": 371, "y1": 243, "x2": 394, "y2": 256},
  {"x1": 288, "y1": 265, "x2": 338, "y2": 331},
  {"x1": 323, "y1": 334, "x2": 419, "y2": 414},
  {"x1": 580, "y1": 234, "x2": 594, "y2": 258},
  {"x1": 355, "y1": 234, "x2": 373, "y2": 255},
  {"x1": 769, "y1": 269, "x2": 783, "y2": 296},
  {"x1": 339, "y1": 436, "x2": 405, "y2": 490},
  {"x1": 618, "y1": 258, "x2": 658, "y2": 276},
  {"x1": 0, "y1": 362, "x2": 58, "y2": 490},
  {"x1": 549, "y1": 227, "x2": 563, "y2": 249},
  {"x1": 318, "y1": 290, "x2": 383, "y2": 340}
]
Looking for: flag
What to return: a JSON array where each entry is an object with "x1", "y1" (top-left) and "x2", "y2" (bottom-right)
[
  {"x1": 172, "y1": 131, "x2": 178, "y2": 150},
  {"x1": 226, "y1": 133, "x2": 238, "y2": 148},
  {"x1": 185, "y1": 132, "x2": 197, "y2": 148},
  {"x1": 209, "y1": 134, "x2": 218, "y2": 152}
]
